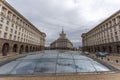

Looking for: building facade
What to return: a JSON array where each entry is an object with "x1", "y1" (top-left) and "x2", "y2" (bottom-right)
[
  {"x1": 50, "y1": 29, "x2": 73, "y2": 50},
  {"x1": 0, "y1": 0, "x2": 46, "y2": 56},
  {"x1": 82, "y1": 10, "x2": 120, "y2": 54}
]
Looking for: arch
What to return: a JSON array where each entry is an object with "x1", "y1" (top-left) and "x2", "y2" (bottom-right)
[
  {"x1": 25, "y1": 46, "x2": 29, "y2": 52},
  {"x1": 33, "y1": 47, "x2": 35, "y2": 51},
  {"x1": 116, "y1": 45, "x2": 120, "y2": 53},
  {"x1": 108, "y1": 46, "x2": 112, "y2": 53},
  {"x1": 102, "y1": 46, "x2": 106, "y2": 52},
  {"x1": 19, "y1": 45, "x2": 24, "y2": 54},
  {"x1": 36, "y1": 47, "x2": 38, "y2": 51},
  {"x1": 30, "y1": 46, "x2": 32, "y2": 52},
  {"x1": 13, "y1": 44, "x2": 18, "y2": 53},
  {"x1": 94, "y1": 47, "x2": 97, "y2": 52},
  {"x1": 97, "y1": 46, "x2": 100, "y2": 52},
  {"x1": 2, "y1": 43, "x2": 9, "y2": 56}
]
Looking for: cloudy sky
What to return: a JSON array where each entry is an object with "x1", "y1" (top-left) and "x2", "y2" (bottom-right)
[{"x1": 6, "y1": 0, "x2": 120, "y2": 47}]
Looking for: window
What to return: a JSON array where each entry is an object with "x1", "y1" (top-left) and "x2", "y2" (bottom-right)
[
  {"x1": 21, "y1": 38, "x2": 23, "y2": 41},
  {"x1": 111, "y1": 37, "x2": 114, "y2": 42},
  {"x1": 6, "y1": 21, "x2": 9, "y2": 25},
  {"x1": 15, "y1": 31, "x2": 17, "y2": 34},
  {"x1": 9, "y1": 34, "x2": 12, "y2": 40},
  {"x1": 2, "y1": 7, "x2": 6, "y2": 16},
  {"x1": 18, "y1": 37, "x2": 20, "y2": 41},
  {"x1": 11, "y1": 29, "x2": 13, "y2": 33},
  {"x1": 22, "y1": 29, "x2": 24, "y2": 32},
  {"x1": 11, "y1": 24, "x2": 14, "y2": 27},
  {"x1": 115, "y1": 36, "x2": 119, "y2": 41},
  {"x1": 0, "y1": 17, "x2": 4, "y2": 22},
  {"x1": 109, "y1": 21, "x2": 112, "y2": 26},
  {"x1": 14, "y1": 35, "x2": 16, "y2": 40},
  {"x1": 22, "y1": 33, "x2": 23, "y2": 36},
  {"x1": 115, "y1": 32, "x2": 117, "y2": 35},
  {"x1": 4, "y1": 33, "x2": 7, "y2": 39},
  {"x1": 112, "y1": 19, "x2": 116, "y2": 25},
  {"x1": 19, "y1": 27, "x2": 21, "y2": 30},
  {"x1": 5, "y1": 27, "x2": 8, "y2": 31},
  {"x1": 0, "y1": 31, "x2": 1, "y2": 37},
  {"x1": 18, "y1": 32, "x2": 20, "y2": 35},
  {"x1": 24, "y1": 39, "x2": 25, "y2": 42},
  {"x1": 0, "y1": 24, "x2": 2, "y2": 29},
  {"x1": 16, "y1": 26, "x2": 18, "y2": 29}
]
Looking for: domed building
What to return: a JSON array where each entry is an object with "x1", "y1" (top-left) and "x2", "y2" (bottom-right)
[{"x1": 50, "y1": 29, "x2": 73, "y2": 50}]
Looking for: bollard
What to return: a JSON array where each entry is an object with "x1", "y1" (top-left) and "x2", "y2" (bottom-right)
[
  {"x1": 116, "y1": 60, "x2": 119, "y2": 63},
  {"x1": 107, "y1": 58, "x2": 110, "y2": 61},
  {"x1": 101, "y1": 57, "x2": 103, "y2": 60}
]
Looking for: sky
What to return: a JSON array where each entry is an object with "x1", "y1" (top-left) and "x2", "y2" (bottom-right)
[{"x1": 6, "y1": 0, "x2": 120, "y2": 47}]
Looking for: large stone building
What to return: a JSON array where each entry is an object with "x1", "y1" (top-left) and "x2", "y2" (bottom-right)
[
  {"x1": 82, "y1": 10, "x2": 120, "y2": 54},
  {"x1": 50, "y1": 29, "x2": 73, "y2": 50},
  {"x1": 0, "y1": 0, "x2": 46, "y2": 56}
]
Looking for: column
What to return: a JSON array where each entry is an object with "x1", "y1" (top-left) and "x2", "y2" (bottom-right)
[{"x1": 0, "y1": 4, "x2": 2, "y2": 13}]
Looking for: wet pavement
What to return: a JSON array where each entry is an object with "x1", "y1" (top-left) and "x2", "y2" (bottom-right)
[{"x1": 0, "y1": 50, "x2": 110, "y2": 75}]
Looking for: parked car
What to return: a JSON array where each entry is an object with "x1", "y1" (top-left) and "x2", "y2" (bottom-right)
[
  {"x1": 104, "y1": 52, "x2": 109, "y2": 56},
  {"x1": 84, "y1": 52, "x2": 89, "y2": 55},
  {"x1": 96, "y1": 52, "x2": 107, "y2": 57}
]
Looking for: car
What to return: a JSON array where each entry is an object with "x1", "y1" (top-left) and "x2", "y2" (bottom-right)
[
  {"x1": 104, "y1": 52, "x2": 109, "y2": 56},
  {"x1": 96, "y1": 52, "x2": 106, "y2": 57},
  {"x1": 84, "y1": 52, "x2": 89, "y2": 55}
]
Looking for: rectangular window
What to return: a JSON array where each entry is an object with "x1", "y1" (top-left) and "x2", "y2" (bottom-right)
[
  {"x1": 115, "y1": 36, "x2": 119, "y2": 41},
  {"x1": 5, "y1": 27, "x2": 8, "y2": 31},
  {"x1": 19, "y1": 27, "x2": 21, "y2": 30},
  {"x1": 14, "y1": 35, "x2": 16, "y2": 40},
  {"x1": 4, "y1": 33, "x2": 7, "y2": 39},
  {"x1": 0, "y1": 24, "x2": 2, "y2": 29},
  {"x1": 15, "y1": 31, "x2": 17, "y2": 34},
  {"x1": 11, "y1": 24, "x2": 14, "y2": 27},
  {"x1": 9, "y1": 34, "x2": 12, "y2": 40},
  {"x1": 18, "y1": 37, "x2": 20, "y2": 41},
  {"x1": 16, "y1": 26, "x2": 18, "y2": 29},
  {"x1": 6, "y1": 21, "x2": 9, "y2": 25},
  {"x1": 0, "y1": 17, "x2": 4, "y2": 22},
  {"x1": 11, "y1": 29, "x2": 13, "y2": 33},
  {"x1": 115, "y1": 32, "x2": 117, "y2": 35},
  {"x1": 18, "y1": 32, "x2": 20, "y2": 35},
  {"x1": 0, "y1": 31, "x2": 1, "y2": 37}
]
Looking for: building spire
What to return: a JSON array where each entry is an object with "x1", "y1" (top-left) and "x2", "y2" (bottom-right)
[{"x1": 62, "y1": 27, "x2": 64, "y2": 34}]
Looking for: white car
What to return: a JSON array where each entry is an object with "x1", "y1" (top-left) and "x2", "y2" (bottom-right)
[{"x1": 84, "y1": 52, "x2": 89, "y2": 55}]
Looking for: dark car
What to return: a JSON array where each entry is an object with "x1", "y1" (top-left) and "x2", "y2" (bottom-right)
[{"x1": 96, "y1": 52, "x2": 107, "y2": 57}]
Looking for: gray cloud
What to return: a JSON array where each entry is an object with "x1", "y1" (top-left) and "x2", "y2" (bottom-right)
[{"x1": 6, "y1": 0, "x2": 120, "y2": 47}]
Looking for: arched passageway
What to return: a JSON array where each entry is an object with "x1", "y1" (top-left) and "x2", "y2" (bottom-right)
[
  {"x1": 33, "y1": 47, "x2": 35, "y2": 51},
  {"x1": 30, "y1": 46, "x2": 32, "y2": 52},
  {"x1": 102, "y1": 46, "x2": 106, "y2": 52},
  {"x1": 97, "y1": 47, "x2": 100, "y2": 52},
  {"x1": 25, "y1": 46, "x2": 29, "y2": 52},
  {"x1": 13, "y1": 44, "x2": 18, "y2": 53},
  {"x1": 116, "y1": 45, "x2": 120, "y2": 53},
  {"x1": 108, "y1": 46, "x2": 112, "y2": 53},
  {"x1": 19, "y1": 45, "x2": 24, "y2": 54},
  {"x1": 2, "y1": 43, "x2": 9, "y2": 56}
]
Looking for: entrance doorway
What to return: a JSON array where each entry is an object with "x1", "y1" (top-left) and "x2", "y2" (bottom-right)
[
  {"x1": 25, "y1": 46, "x2": 29, "y2": 52},
  {"x1": 13, "y1": 44, "x2": 18, "y2": 52},
  {"x1": 116, "y1": 45, "x2": 120, "y2": 53},
  {"x1": 19, "y1": 45, "x2": 24, "y2": 54},
  {"x1": 2, "y1": 43, "x2": 9, "y2": 56}
]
